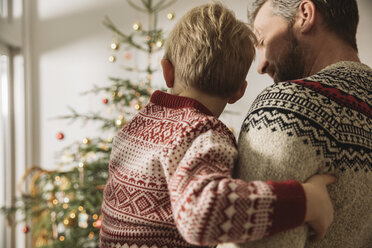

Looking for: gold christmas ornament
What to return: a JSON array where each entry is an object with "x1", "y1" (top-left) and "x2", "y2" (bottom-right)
[
  {"x1": 110, "y1": 42, "x2": 119, "y2": 50},
  {"x1": 82, "y1": 137, "x2": 91, "y2": 144},
  {"x1": 133, "y1": 22, "x2": 141, "y2": 31},
  {"x1": 88, "y1": 232, "x2": 95, "y2": 239},
  {"x1": 115, "y1": 115, "x2": 125, "y2": 126},
  {"x1": 59, "y1": 236, "x2": 65, "y2": 241},
  {"x1": 108, "y1": 55, "x2": 116, "y2": 63},
  {"x1": 167, "y1": 12, "x2": 175, "y2": 20}
]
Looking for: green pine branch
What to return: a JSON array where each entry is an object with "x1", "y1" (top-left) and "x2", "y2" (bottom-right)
[{"x1": 103, "y1": 16, "x2": 148, "y2": 52}]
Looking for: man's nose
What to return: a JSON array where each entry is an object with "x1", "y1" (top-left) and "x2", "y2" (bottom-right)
[{"x1": 257, "y1": 50, "x2": 268, "y2": 75}]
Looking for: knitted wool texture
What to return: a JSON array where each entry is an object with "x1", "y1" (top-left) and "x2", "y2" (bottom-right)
[
  {"x1": 100, "y1": 91, "x2": 306, "y2": 248},
  {"x1": 219, "y1": 61, "x2": 372, "y2": 248}
]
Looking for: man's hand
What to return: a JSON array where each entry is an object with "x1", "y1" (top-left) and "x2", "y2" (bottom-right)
[{"x1": 302, "y1": 174, "x2": 336, "y2": 242}]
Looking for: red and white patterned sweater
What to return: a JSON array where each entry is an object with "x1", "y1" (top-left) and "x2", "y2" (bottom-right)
[{"x1": 100, "y1": 91, "x2": 306, "y2": 248}]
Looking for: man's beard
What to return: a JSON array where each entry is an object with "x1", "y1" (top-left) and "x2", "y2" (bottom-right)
[{"x1": 268, "y1": 29, "x2": 307, "y2": 83}]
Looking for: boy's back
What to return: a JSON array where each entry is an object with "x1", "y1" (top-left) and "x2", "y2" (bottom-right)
[{"x1": 100, "y1": 91, "x2": 237, "y2": 247}]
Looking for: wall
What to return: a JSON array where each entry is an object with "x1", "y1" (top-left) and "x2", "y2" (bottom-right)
[{"x1": 27, "y1": 0, "x2": 372, "y2": 169}]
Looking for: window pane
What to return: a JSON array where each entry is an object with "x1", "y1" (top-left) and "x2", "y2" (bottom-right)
[
  {"x1": 0, "y1": 53, "x2": 10, "y2": 248},
  {"x1": 13, "y1": 0, "x2": 22, "y2": 19},
  {"x1": 13, "y1": 53, "x2": 26, "y2": 248},
  {"x1": 0, "y1": 0, "x2": 8, "y2": 18}
]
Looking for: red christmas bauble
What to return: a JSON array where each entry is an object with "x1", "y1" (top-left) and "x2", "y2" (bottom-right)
[
  {"x1": 95, "y1": 219, "x2": 102, "y2": 229},
  {"x1": 102, "y1": 98, "x2": 109, "y2": 104},
  {"x1": 23, "y1": 226, "x2": 29, "y2": 233},
  {"x1": 124, "y1": 53, "x2": 132, "y2": 60},
  {"x1": 57, "y1": 132, "x2": 64, "y2": 140}
]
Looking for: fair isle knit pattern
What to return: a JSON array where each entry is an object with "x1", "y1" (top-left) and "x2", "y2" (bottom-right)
[
  {"x1": 100, "y1": 91, "x2": 306, "y2": 248},
  {"x1": 220, "y1": 61, "x2": 372, "y2": 248}
]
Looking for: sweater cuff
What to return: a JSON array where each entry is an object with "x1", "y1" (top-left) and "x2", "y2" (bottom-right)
[{"x1": 267, "y1": 180, "x2": 306, "y2": 235}]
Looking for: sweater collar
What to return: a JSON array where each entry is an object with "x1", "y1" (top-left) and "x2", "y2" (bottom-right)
[
  {"x1": 320, "y1": 61, "x2": 371, "y2": 73},
  {"x1": 150, "y1": 90, "x2": 213, "y2": 116}
]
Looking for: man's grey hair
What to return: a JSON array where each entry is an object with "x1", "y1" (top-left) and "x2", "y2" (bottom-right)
[{"x1": 248, "y1": 0, "x2": 359, "y2": 51}]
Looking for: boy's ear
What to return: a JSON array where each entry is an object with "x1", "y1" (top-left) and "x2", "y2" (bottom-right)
[
  {"x1": 228, "y1": 80, "x2": 247, "y2": 104},
  {"x1": 161, "y1": 59, "x2": 175, "y2": 88}
]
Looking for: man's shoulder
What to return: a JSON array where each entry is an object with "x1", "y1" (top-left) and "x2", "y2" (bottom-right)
[
  {"x1": 258, "y1": 60, "x2": 371, "y2": 104},
  {"x1": 250, "y1": 80, "x2": 323, "y2": 113},
  {"x1": 241, "y1": 79, "x2": 340, "y2": 138}
]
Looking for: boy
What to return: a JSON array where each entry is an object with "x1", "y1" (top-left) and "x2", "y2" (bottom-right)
[{"x1": 100, "y1": 3, "x2": 334, "y2": 247}]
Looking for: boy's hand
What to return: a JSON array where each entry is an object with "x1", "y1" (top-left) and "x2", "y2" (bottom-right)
[{"x1": 302, "y1": 174, "x2": 336, "y2": 242}]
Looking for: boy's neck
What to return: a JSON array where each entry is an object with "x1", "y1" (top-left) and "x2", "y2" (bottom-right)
[{"x1": 178, "y1": 88, "x2": 228, "y2": 117}]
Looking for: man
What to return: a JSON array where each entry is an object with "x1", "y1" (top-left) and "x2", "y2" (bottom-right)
[{"x1": 221, "y1": 0, "x2": 371, "y2": 247}]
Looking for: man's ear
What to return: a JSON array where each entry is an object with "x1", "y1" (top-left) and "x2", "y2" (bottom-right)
[
  {"x1": 294, "y1": 0, "x2": 316, "y2": 33},
  {"x1": 228, "y1": 80, "x2": 247, "y2": 104},
  {"x1": 161, "y1": 58, "x2": 175, "y2": 88}
]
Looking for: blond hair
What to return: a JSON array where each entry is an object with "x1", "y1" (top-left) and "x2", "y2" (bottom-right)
[{"x1": 164, "y1": 2, "x2": 256, "y2": 98}]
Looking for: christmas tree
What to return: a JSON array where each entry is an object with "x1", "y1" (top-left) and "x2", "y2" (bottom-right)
[{"x1": 2, "y1": 0, "x2": 176, "y2": 247}]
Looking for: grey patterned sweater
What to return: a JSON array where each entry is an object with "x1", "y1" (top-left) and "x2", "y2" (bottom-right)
[{"x1": 219, "y1": 61, "x2": 372, "y2": 248}]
